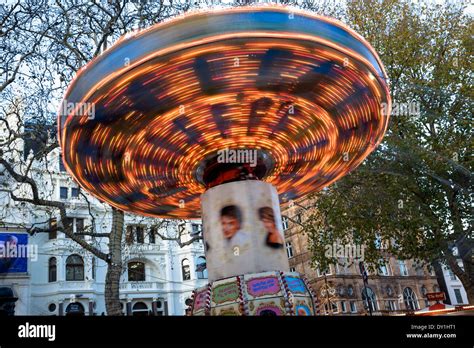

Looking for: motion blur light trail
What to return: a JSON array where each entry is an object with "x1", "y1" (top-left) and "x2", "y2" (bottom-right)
[{"x1": 58, "y1": 6, "x2": 391, "y2": 219}]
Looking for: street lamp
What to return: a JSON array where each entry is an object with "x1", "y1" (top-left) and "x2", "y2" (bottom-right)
[
  {"x1": 320, "y1": 272, "x2": 336, "y2": 315},
  {"x1": 359, "y1": 261, "x2": 373, "y2": 316}
]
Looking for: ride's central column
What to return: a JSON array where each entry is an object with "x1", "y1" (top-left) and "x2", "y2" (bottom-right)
[{"x1": 201, "y1": 180, "x2": 289, "y2": 282}]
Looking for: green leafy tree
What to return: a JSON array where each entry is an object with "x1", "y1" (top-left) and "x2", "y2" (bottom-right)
[{"x1": 304, "y1": 0, "x2": 473, "y2": 303}]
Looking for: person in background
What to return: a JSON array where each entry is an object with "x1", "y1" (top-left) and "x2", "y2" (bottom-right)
[{"x1": 0, "y1": 235, "x2": 19, "y2": 273}]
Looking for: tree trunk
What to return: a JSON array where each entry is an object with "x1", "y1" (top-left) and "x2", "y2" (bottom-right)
[
  {"x1": 465, "y1": 284, "x2": 474, "y2": 305},
  {"x1": 446, "y1": 253, "x2": 474, "y2": 305},
  {"x1": 460, "y1": 246, "x2": 474, "y2": 305},
  {"x1": 105, "y1": 208, "x2": 124, "y2": 315}
]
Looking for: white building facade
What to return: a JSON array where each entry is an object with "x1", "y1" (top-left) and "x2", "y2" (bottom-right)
[
  {"x1": 0, "y1": 119, "x2": 208, "y2": 315},
  {"x1": 441, "y1": 262, "x2": 469, "y2": 306}
]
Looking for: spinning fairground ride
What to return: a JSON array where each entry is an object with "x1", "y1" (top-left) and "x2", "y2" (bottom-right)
[{"x1": 59, "y1": 5, "x2": 391, "y2": 316}]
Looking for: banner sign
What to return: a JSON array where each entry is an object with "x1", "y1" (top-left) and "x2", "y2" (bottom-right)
[
  {"x1": 426, "y1": 292, "x2": 446, "y2": 301},
  {"x1": 212, "y1": 281, "x2": 240, "y2": 305},
  {"x1": 284, "y1": 276, "x2": 307, "y2": 294},
  {"x1": 247, "y1": 276, "x2": 280, "y2": 298},
  {"x1": 0, "y1": 233, "x2": 29, "y2": 273}
]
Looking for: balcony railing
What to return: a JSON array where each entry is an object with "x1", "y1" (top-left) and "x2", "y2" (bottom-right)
[
  {"x1": 32, "y1": 280, "x2": 96, "y2": 293},
  {"x1": 119, "y1": 281, "x2": 164, "y2": 291}
]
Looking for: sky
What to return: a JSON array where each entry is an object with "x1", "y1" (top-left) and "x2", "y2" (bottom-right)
[{"x1": 1, "y1": 0, "x2": 472, "y2": 14}]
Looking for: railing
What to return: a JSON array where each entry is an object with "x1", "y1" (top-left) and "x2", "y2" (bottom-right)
[
  {"x1": 33, "y1": 280, "x2": 166, "y2": 293},
  {"x1": 31, "y1": 281, "x2": 96, "y2": 293},
  {"x1": 119, "y1": 281, "x2": 164, "y2": 291}
]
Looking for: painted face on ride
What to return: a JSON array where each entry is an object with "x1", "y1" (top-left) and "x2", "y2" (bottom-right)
[
  {"x1": 220, "y1": 205, "x2": 242, "y2": 240},
  {"x1": 221, "y1": 216, "x2": 240, "y2": 240},
  {"x1": 262, "y1": 218, "x2": 275, "y2": 234}
]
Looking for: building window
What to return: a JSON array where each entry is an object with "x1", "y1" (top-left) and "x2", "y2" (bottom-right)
[
  {"x1": 71, "y1": 187, "x2": 80, "y2": 198},
  {"x1": 347, "y1": 285, "x2": 354, "y2": 297},
  {"x1": 386, "y1": 286, "x2": 394, "y2": 297},
  {"x1": 66, "y1": 302, "x2": 85, "y2": 316},
  {"x1": 91, "y1": 257, "x2": 96, "y2": 280},
  {"x1": 48, "y1": 303, "x2": 56, "y2": 312},
  {"x1": 191, "y1": 224, "x2": 202, "y2": 236},
  {"x1": 182, "y1": 258, "x2": 191, "y2": 281},
  {"x1": 64, "y1": 217, "x2": 84, "y2": 239},
  {"x1": 66, "y1": 255, "x2": 84, "y2": 281},
  {"x1": 59, "y1": 154, "x2": 66, "y2": 172},
  {"x1": 48, "y1": 257, "x2": 57, "y2": 282},
  {"x1": 126, "y1": 226, "x2": 134, "y2": 245},
  {"x1": 49, "y1": 218, "x2": 57, "y2": 240},
  {"x1": 340, "y1": 301, "x2": 347, "y2": 313},
  {"x1": 128, "y1": 261, "x2": 145, "y2": 281},
  {"x1": 64, "y1": 217, "x2": 73, "y2": 237},
  {"x1": 361, "y1": 287, "x2": 378, "y2": 312},
  {"x1": 289, "y1": 267, "x2": 296, "y2": 272},
  {"x1": 374, "y1": 234, "x2": 383, "y2": 249},
  {"x1": 339, "y1": 261, "x2": 350, "y2": 275},
  {"x1": 453, "y1": 289, "x2": 464, "y2": 304},
  {"x1": 413, "y1": 262, "x2": 424, "y2": 276},
  {"x1": 403, "y1": 287, "x2": 419, "y2": 311},
  {"x1": 285, "y1": 241, "x2": 294, "y2": 258},
  {"x1": 350, "y1": 301, "x2": 357, "y2": 313},
  {"x1": 148, "y1": 228, "x2": 156, "y2": 244},
  {"x1": 136, "y1": 226, "x2": 144, "y2": 244},
  {"x1": 75, "y1": 218, "x2": 84, "y2": 239},
  {"x1": 386, "y1": 300, "x2": 397, "y2": 311},
  {"x1": 196, "y1": 256, "x2": 207, "y2": 279},
  {"x1": 295, "y1": 213, "x2": 302, "y2": 224},
  {"x1": 378, "y1": 261, "x2": 391, "y2": 276},
  {"x1": 60, "y1": 186, "x2": 68, "y2": 199},
  {"x1": 125, "y1": 226, "x2": 145, "y2": 244},
  {"x1": 323, "y1": 303, "x2": 338, "y2": 315},
  {"x1": 398, "y1": 260, "x2": 408, "y2": 276},
  {"x1": 282, "y1": 216, "x2": 289, "y2": 230},
  {"x1": 132, "y1": 302, "x2": 149, "y2": 316},
  {"x1": 448, "y1": 268, "x2": 457, "y2": 281}
]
